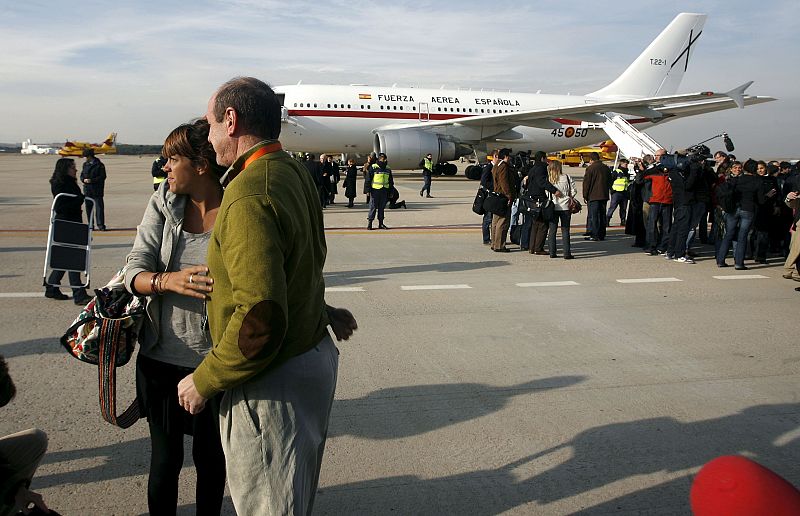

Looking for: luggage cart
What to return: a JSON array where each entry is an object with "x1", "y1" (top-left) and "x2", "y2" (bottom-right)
[{"x1": 43, "y1": 194, "x2": 95, "y2": 289}]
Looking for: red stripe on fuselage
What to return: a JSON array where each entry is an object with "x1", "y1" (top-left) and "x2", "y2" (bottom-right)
[
  {"x1": 287, "y1": 109, "x2": 651, "y2": 124},
  {"x1": 288, "y1": 109, "x2": 468, "y2": 121}
]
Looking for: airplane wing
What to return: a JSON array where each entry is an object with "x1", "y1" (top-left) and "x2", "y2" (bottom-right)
[
  {"x1": 374, "y1": 85, "x2": 775, "y2": 135},
  {"x1": 655, "y1": 95, "x2": 775, "y2": 119}
]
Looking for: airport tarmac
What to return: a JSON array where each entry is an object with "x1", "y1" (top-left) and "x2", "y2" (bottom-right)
[{"x1": 1, "y1": 154, "x2": 798, "y2": 515}]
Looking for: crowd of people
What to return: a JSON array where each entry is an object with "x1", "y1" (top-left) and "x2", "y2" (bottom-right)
[
  {"x1": 299, "y1": 151, "x2": 411, "y2": 229},
  {"x1": 478, "y1": 147, "x2": 800, "y2": 288}
]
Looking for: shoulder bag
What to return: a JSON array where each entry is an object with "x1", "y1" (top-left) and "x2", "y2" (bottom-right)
[
  {"x1": 566, "y1": 175, "x2": 582, "y2": 214},
  {"x1": 472, "y1": 186, "x2": 488, "y2": 215},
  {"x1": 483, "y1": 191, "x2": 509, "y2": 217},
  {"x1": 60, "y1": 268, "x2": 144, "y2": 428}
]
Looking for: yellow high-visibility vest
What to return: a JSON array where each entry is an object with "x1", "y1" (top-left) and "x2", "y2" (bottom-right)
[
  {"x1": 372, "y1": 165, "x2": 390, "y2": 189},
  {"x1": 612, "y1": 170, "x2": 629, "y2": 192},
  {"x1": 424, "y1": 157, "x2": 433, "y2": 171}
]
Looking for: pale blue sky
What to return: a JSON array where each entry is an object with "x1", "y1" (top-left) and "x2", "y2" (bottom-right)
[{"x1": 0, "y1": 0, "x2": 796, "y2": 157}]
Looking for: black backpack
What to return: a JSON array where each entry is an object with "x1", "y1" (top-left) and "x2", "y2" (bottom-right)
[{"x1": 715, "y1": 180, "x2": 736, "y2": 213}]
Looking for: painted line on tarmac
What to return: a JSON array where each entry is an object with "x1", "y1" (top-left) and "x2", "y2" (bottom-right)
[
  {"x1": 400, "y1": 284, "x2": 472, "y2": 291},
  {"x1": 0, "y1": 292, "x2": 44, "y2": 298},
  {"x1": 712, "y1": 275, "x2": 769, "y2": 280},
  {"x1": 616, "y1": 277, "x2": 682, "y2": 284},
  {"x1": 516, "y1": 281, "x2": 580, "y2": 287},
  {"x1": 325, "y1": 286, "x2": 366, "y2": 292}
]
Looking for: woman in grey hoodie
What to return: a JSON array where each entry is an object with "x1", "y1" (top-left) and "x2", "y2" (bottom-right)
[{"x1": 123, "y1": 119, "x2": 227, "y2": 515}]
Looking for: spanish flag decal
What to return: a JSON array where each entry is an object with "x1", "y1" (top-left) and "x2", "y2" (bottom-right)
[{"x1": 358, "y1": 93, "x2": 372, "y2": 100}]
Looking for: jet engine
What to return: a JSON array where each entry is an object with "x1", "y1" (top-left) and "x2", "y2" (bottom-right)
[{"x1": 373, "y1": 130, "x2": 472, "y2": 170}]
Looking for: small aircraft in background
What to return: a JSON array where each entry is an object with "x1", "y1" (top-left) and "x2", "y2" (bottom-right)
[
  {"x1": 58, "y1": 132, "x2": 117, "y2": 156},
  {"x1": 549, "y1": 140, "x2": 618, "y2": 167}
]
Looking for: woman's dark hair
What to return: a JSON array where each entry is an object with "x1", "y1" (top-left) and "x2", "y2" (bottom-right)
[
  {"x1": 50, "y1": 158, "x2": 76, "y2": 186},
  {"x1": 742, "y1": 159, "x2": 757, "y2": 174},
  {"x1": 162, "y1": 118, "x2": 227, "y2": 180}
]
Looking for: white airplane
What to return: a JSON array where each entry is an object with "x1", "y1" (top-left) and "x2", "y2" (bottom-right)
[{"x1": 274, "y1": 13, "x2": 775, "y2": 171}]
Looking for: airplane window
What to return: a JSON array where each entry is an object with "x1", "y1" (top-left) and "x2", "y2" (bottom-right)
[
  {"x1": 300, "y1": 103, "x2": 304, "y2": 107},
  {"x1": 293, "y1": 103, "x2": 297, "y2": 107},
  {"x1": 327, "y1": 104, "x2": 331, "y2": 108},
  {"x1": 347, "y1": 104, "x2": 351, "y2": 109},
  {"x1": 380, "y1": 105, "x2": 383, "y2": 110},
  {"x1": 481, "y1": 109, "x2": 484, "y2": 113},
  {"x1": 437, "y1": 107, "x2": 441, "y2": 112},
  {"x1": 314, "y1": 103, "x2": 317, "y2": 107},
  {"x1": 360, "y1": 105, "x2": 364, "y2": 109},
  {"x1": 493, "y1": 109, "x2": 496, "y2": 113},
  {"x1": 367, "y1": 105, "x2": 370, "y2": 109},
  {"x1": 469, "y1": 108, "x2": 472, "y2": 113},
  {"x1": 393, "y1": 106, "x2": 397, "y2": 110},
  {"x1": 399, "y1": 106, "x2": 403, "y2": 111},
  {"x1": 413, "y1": 106, "x2": 416, "y2": 111}
]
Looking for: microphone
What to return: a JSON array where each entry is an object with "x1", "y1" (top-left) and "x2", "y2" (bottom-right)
[{"x1": 723, "y1": 133, "x2": 735, "y2": 152}]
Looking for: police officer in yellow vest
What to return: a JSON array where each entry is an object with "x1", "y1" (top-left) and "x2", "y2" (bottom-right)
[
  {"x1": 151, "y1": 155, "x2": 167, "y2": 191},
  {"x1": 606, "y1": 158, "x2": 631, "y2": 226},
  {"x1": 366, "y1": 152, "x2": 394, "y2": 230},
  {"x1": 418, "y1": 152, "x2": 434, "y2": 198}
]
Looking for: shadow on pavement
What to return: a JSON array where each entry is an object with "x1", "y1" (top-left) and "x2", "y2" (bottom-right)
[
  {"x1": 0, "y1": 337, "x2": 62, "y2": 358},
  {"x1": 325, "y1": 260, "x2": 509, "y2": 286},
  {"x1": 317, "y1": 402, "x2": 800, "y2": 515},
  {"x1": 36, "y1": 438, "x2": 150, "y2": 488},
  {"x1": 329, "y1": 376, "x2": 585, "y2": 440}
]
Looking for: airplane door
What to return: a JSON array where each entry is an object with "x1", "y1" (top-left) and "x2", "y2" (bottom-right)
[{"x1": 418, "y1": 102, "x2": 429, "y2": 122}]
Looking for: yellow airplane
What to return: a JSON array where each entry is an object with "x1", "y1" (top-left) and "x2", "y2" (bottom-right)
[
  {"x1": 58, "y1": 132, "x2": 117, "y2": 156},
  {"x1": 549, "y1": 140, "x2": 618, "y2": 167}
]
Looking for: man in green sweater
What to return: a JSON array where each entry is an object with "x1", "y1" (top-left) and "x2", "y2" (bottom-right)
[{"x1": 177, "y1": 77, "x2": 357, "y2": 515}]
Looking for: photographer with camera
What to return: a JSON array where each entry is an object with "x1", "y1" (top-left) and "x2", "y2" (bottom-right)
[
  {"x1": 663, "y1": 150, "x2": 700, "y2": 263},
  {"x1": 686, "y1": 156, "x2": 717, "y2": 253}
]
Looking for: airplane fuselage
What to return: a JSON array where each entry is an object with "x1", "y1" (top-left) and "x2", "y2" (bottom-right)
[{"x1": 276, "y1": 84, "x2": 655, "y2": 159}]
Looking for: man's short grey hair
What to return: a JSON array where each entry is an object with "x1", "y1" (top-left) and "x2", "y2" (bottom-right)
[{"x1": 212, "y1": 77, "x2": 282, "y2": 140}]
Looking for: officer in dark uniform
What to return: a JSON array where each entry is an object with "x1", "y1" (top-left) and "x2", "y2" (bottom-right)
[{"x1": 366, "y1": 153, "x2": 393, "y2": 230}]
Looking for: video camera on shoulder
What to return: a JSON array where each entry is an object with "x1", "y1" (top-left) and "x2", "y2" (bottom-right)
[{"x1": 660, "y1": 144, "x2": 712, "y2": 172}]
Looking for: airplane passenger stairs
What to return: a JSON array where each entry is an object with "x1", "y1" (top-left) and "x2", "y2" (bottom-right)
[{"x1": 601, "y1": 114, "x2": 663, "y2": 159}]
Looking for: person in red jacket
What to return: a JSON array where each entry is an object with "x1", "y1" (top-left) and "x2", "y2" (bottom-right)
[{"x1": 644, "y1": 149, "x2": 674, "y2": 256}]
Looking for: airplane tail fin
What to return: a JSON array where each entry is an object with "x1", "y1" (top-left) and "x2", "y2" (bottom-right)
[
  {"x1": 589, "y1": 13, "x2": 707, "y2": 99},
  {"x1": 103, "y1": 133, "x2": 117, "y2": 146}
]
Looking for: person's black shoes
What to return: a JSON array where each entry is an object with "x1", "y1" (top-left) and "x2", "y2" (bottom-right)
[
  {"x1": 367, "y1": 222, "x2": 374, "y2": 230},
  {"x1": 73, "y1": 293, "x2": 92, "y2": 305},
  {"x1": 45, "y1": 288, "x2": 69, "y2": 300},
  {"x1": 426, "y1": 195, "x2": 433, "y2": 198},
  {"x1": 379, "y1": 223, "x2": 389, "y2": 230},
  {"x1": 493, "y1": 248, "x2": 510, "y2": 253},
  {"x1": 564, "y1": 254, "x2": 575, "y2": 260}
]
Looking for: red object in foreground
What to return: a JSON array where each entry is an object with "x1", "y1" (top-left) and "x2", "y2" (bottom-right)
[{"x1": 691, "y1": 456, "x2": 800, "y2": 515}]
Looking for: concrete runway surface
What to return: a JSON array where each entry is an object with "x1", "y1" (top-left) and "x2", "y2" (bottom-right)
[{"x1": 1, "y1": 155, "x2": 798, "y2": 515}]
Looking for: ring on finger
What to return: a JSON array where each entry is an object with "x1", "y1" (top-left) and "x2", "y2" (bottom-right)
[{"x1": 189, "y1": 274, "x2": 194, "y2": 284}]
